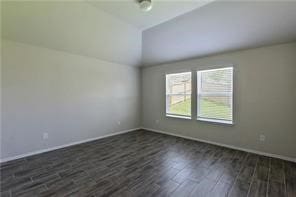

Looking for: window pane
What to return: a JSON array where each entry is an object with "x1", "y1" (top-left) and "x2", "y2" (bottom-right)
[
  {"x1": 166, "y1": 72, "x2": 191, "y2": 94},
  {"x1": 166, "y1": 72, "x2": 191, "y2": 117},
  {"x1": 198, "y1": 67, "x2": 233, "y2": 122},
  {"x1": 199, "y1": 95, "x2": 232, "y2": 120},
  {"x1": 166, "y1": 95, "x2": 191, "y2": 116},
  {"x1": 200, "y1": 68, "x2": 232, "y2": 93}
]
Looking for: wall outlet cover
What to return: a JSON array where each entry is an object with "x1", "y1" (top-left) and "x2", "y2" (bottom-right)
[
  {"x1": 43, "y1": 132, "x2": 49, "y2": 140},
  {"x1": 259, "y1": 134, "x2": 266, "y2": 142}
]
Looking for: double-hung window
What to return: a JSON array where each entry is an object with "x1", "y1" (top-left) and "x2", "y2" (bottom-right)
[
  {"x1": 197, "y1": 67, "x2": 233, "y2": 124},
  {"x1": 166, "y1": 72, "x2": 192, "y2": 118}
]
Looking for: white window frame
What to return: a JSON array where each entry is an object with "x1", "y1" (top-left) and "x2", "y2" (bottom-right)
[
  {"x1": 197, "y1": 67, "x2": 234, "y2": 125},
  {"x1": 165, "y1": 72, "x2": 192, "y2": 119}
]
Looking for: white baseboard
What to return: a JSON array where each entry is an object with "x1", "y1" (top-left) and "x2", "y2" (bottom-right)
[
  {"x1": 2, "y1": 127, "x2": 295, "y2": 164},
  {"x1": 141, "y1": 127, "x2": 296, "y2": 163},
  {"x1": 0, "y1": 128, "x2": 140, "y2": 163}
]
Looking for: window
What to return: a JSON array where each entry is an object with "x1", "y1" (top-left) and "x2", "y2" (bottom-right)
[
  {"x1": 166, "y1": 72, "x2": 191, "y2": 118},
  {"x1": 197, "y1": 67, "x2": 233, "y2": 124}
]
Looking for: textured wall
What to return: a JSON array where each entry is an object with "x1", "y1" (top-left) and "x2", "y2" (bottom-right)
[
  {"x1": 142, "y1": 43, "x2": 296, "y2": 158},
  {"x1": 1, "y1": 40, "x2": 141, "y2": 160}
]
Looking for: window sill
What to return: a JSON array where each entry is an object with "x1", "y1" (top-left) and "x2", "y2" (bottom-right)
[
  {"x1": 166, "y1": 114, "x2": 192, "y2": 120},
  {"x1": 197, "y1": 117, "x2": 233, "y2": 125}
]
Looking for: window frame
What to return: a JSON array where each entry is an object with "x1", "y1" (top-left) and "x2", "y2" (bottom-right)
[
  {"x1": 196, "y1": 66, "x2": 234, "y2": 125},
  {"x1": 165, "y1": 71, "x2": 192, "y2": 119}
]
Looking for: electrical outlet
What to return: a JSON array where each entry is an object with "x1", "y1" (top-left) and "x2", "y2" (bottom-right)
[
  {"x1": 43, "y1": 132, "x2": 49, "y2": 140},
  {"x1": 259, "y1": 134, "x2": 265, "y2": 142}
]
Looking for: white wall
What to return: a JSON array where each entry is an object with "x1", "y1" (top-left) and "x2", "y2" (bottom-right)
[
  {"x1": 1, "y1": 40, "x2": 141, "y2": 160},
  {"x1": 1, "y1": 1, "x2": 142, "y2": 66},
  {"x1": 142, "y1": 43, "x2": 296, "y2": 159}
]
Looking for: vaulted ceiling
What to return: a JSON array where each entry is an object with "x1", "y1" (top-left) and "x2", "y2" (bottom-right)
[
  {"x1": 1, "y1": 1, "x2": 142, "y2": 66},
  {"x1": 2, "y1": 1, "x2": 296, "y2": 67},
  {"x1": 88, "y1": 0, "x2": 214, "y2": 30},
  {"x1": 142, "y1": 1, "x2": 296, "y2": 66}
]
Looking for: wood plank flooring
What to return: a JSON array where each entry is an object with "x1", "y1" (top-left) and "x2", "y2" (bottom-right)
[{"x1": 1, "y1": 129, "x2": 295, "y2": 197}]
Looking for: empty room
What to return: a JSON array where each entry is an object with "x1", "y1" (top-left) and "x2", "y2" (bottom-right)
[{"x1": 1, "y1": 0, "x2": 296, "y2": 196}]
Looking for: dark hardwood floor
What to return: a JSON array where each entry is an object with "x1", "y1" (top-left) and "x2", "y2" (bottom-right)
[{"x1": 0, "y1": 130, "x2": 295, "y2": 197}]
